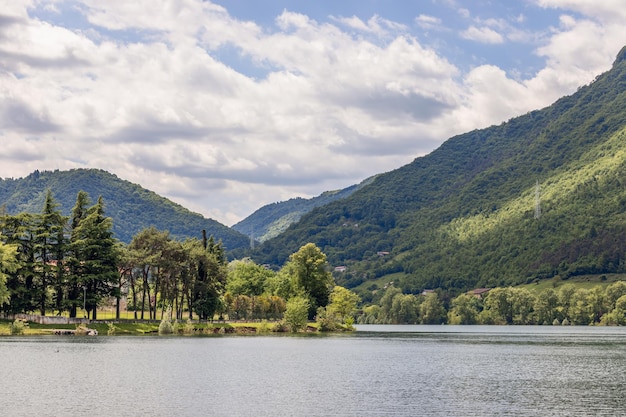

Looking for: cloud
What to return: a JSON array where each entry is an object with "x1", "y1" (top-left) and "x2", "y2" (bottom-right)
[
  {"x1": 415, "y1": 14, "x2": 442, "y2": 30},
  {"x1": 535, "y1": 0, "x2": 626, "y2": 23},
  {"x1": 0, "y1": 0, "x2": 624, "y2": 226},
  {"x1": 461, "y1": 25, "x2": 504, "y2": 44}
]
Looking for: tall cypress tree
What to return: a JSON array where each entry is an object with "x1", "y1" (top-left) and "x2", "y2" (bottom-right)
[
  {"x1": 33, "y1": 190, "x2": 67, "y2": 316},
  {"x1": 66, "y1": 191, "x2": 90, "y2": 318},
  {"x1": 71, "y1": 196, "x2": 119, "y2": 320}
]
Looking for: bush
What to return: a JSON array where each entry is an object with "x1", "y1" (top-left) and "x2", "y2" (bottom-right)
[
  {"x1": 283, "y1": 296, "x2": 310, "y2": 332},
  {"x1": 316, "y1": 307, "x2": 339, "y2": 332},
  {"x1": 10, "y1": 319, "x2": 26, "y2": 335},
  {"x1": 257, "y1": 320, "x2": 271, "y2": 334},
  {"x1": 158, "y1": 319, "x2": 173, "y2": 335},
  {"x1": 183, "y1": 319, "x2": 195, "y2": 335}
]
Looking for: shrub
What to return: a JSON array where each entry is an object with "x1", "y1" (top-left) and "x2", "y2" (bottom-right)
[
  {"x1": 10, "y1": 319, "x2": 26, "y2": 335},
  {"x1": 316, "y1": 307, "x2": 339, "y2": 332},
  {"x1": 257, "y1": 320, "x2": 271, "y2": 334},
  {"x1": 283, "y1": 296, "x2": 310, "y2": 332},
  {"x1": 158, "y1": 319, "x2": 173, "y2": 335},
  {"x1": 183, "y1": 319, "x2": 195, "y2": 335}
]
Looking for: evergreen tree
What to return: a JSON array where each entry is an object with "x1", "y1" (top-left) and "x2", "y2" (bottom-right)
[
  {"x1": 0, "y1": 240, "x2": 19, "y2": 307},
  {"x1": 0, "y1": 213, "x2": 37, "y2": 314},
  {"x1": 192, "y1": 231, "x2": 227, "y2": 320},
  {"x1": 33, "y1": 190, "x2": 67, "y2": 315},
  {"x1": 66, "y1": 191, "x2": 91, "y2": 317},
  {"x1": 70, "y1": 195, "x2": 119, "y2": 319}
]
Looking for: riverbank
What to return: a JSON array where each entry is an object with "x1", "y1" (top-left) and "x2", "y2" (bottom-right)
[{"x1": 0, "y1": 319, "x2": 355, "y2": 336}]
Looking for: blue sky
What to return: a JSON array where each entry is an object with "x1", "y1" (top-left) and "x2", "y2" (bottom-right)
[{"x1": 1, "y1": 0, "x2": 625, "y2": 226}]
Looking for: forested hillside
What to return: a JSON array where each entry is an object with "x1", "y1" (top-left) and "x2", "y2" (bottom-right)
[
  {"x1": 232, "y1": 177, "x2": 375, "y2": 242},
  {"x1": 252, "y1": 47, "x2": 626, "y2": 293},
  {"x1": 0, "y1": 169, "x2": 250, "y2": 249}
]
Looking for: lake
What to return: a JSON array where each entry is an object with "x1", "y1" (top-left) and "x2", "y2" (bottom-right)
[{"x1": 2, "y1": 325, "x2": 626, "y2": 416}]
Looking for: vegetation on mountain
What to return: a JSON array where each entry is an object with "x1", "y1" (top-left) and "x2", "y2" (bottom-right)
[
  {"x1": 252, "y1": 47, "x2": 626, "y2": 298},
  {"x1": 0, "y1": 168, "x2": 250, "y2": 249},
  {"x1": 232, "y1": 177, "x2": 374, "y2": 243}
]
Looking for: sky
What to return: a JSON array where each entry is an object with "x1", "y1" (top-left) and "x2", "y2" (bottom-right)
[{"x1": 1, "y1": 1, "x2": 625, "y2": 226}]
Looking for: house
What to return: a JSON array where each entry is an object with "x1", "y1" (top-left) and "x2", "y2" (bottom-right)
[{"x1": 468, "y1": 288, "x2": 491, "y2": 298}]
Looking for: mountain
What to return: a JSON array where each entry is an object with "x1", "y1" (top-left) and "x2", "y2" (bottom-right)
[
  {"x1": 0, "y1": 168, "x2": 250, "y2": 249},
  {"x1": 252, "y1": 47, "x2": 626, "y2": 295},
  {"x1": 232, "y1": 176, "x2": 375, "y2": 243}
]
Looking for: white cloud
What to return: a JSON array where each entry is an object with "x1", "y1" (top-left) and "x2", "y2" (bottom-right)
[
  {"x1": 461, "y1": 25, "x2": 504, "y2": 44},
  {"x1": 535, "y1": 0, "x2": 626, "y2": 23},
  {"x1": 415, "y1": 14, "x2": 442, "y2": 30},
  {"x1": 0, "y1": 0, "x2": 624, "y2": 226}
]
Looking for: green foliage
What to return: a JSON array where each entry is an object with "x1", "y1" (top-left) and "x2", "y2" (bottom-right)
[
  {"x1": 226, "y1": 259, "x2": 275, "y2": 296},
  {"x1": 252, "y1": 53, "x2": 626, "y2": 293},
  {"x1": 315, "y1": 306, "x2": 340, "y2": 332},
  {"x1": 283, "y1": 296, "x2": 310, "y2": 332},
  {"x1": 282, "y1": 243, "x2": 335, "y2": 318},
  {"x1": 327, "y1": 286, "x2": 360, "y2": 323},
  {"x1": 0, "y1": 168, "x2": 249, "y2": 249},
  {"x1": 448, "y1": 293, "x2": 482, "y2": 325},
  {"x1": 158, "y1": 318, "x2": 173, "y2": 335},
  {"x1": 0, "y1": 240, "x2": 19, "y2": 306},
  {"x1": 233, "y1": 179, "x2": 373, "y2": 243},
  {"x1": 10, "y1": 319, "x2": 26, "y2": 335}
]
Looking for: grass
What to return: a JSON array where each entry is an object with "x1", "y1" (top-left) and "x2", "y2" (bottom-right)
[
  {"x1": 0, "y1": 318, "x2": 322, "y2": 336},
  {"x1": 519, "y1": 273, "x2": 626, "y2": 292}
]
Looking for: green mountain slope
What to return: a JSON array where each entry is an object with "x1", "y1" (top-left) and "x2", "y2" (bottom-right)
[
  {"x1": 232, "y1": 176, "x2": 375, "y2": 242},
  {"x1": 253, "y1": 47, "x2": 626, "y2": 293},
  {"x1": 0, "y1": 168, "x2": 250, "y2": 249}
]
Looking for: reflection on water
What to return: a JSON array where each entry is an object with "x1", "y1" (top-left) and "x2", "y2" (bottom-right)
[{"x1": 2, "y1": 326, "x2": 626, "y2": 416}]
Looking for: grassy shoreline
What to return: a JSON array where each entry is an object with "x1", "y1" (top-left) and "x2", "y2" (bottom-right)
[{"x1": 0, "y1": 319, "x2": 353, "y2": 336}]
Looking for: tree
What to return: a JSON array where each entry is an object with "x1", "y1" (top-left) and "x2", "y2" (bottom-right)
[
  {"x1": 420, "y1": 292, "x2": 446, "y2": 324},
  {"x1": 603, "y1": 294, "x2": 626, "y2": 325},
  {"x1": 327, "y1": 286, "x2": 360, "y2": 324},
  {"x1": 0, "y1": 240, "x2": 19, "y2": 306},
  {"x1": 605, "y1": 281, "x2": 626, "y2": 311},
  {"x1": 227, "y1": 259, "x2": 275, "y2": 296},
  {"x1": 390, "y1": 293, "x2": 420, "y2": 324},
  {"x1": 0, "y1": 213, "x2": 37, "y2": 314},
  {"x1": 533, "y1": 288, "x2": 559, "y2": 324},
  {"x1": 448, "y1": 293, "x2": 482, "y2": 325},
  {"x1": 379, "y1": 286, "x2": 402, "y2": 323},
  {"x1": 70, "y1": 196, "x2": 119, "y2": 320},
  {"x1": 285, "y1": 243, "x2": 335, "y2": 317},
  {"x1": 66, "y1": 191, "x2": 91, "y2": 318},
  {"x1": 33, "y1": 190, "x2": 67, "y2": 315},
  {"x1": 128, "y1": 227, "x2": 172, "y2": 320},
  {"x1": 192, "y1": 232, "x2": 227, "y2": 320},
  {"x1": 482, "y1": 287, "x2": 514, "y2": 324},
  {"x1": 283, "y1": 295, "x2": 309, "y2": 332},
  {"x1": 509, "y1": 288, "x2": 535, "y2": 325}
]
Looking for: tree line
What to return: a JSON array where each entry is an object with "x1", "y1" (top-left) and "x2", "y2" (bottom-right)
[
  {"x1": 0, "y1": 192, "x2": 359, "y2": 331},
  {"x1": 358, "y1": 281, "x2": 626, "y2": 326}
]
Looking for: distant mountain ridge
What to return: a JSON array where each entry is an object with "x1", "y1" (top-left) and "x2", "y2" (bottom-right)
[
  {"x1": 252, "y1": 46, "x2": 626, "y2": 295},
  {"x1": 232, "y1": 176, "x2": 375, "y2": 242},
  {"x1": 0, "y1": 168, "x2": 250, "y2": 249}
]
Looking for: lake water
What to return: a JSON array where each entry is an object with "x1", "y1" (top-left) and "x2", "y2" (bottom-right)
[{"x1": 2, "y1": 325, "x2": 626, "y2": 416}]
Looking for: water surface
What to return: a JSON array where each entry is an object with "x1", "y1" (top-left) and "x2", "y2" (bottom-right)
[{"x1": 2, "y1": 325, "x2": 625, "y2": 416}]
